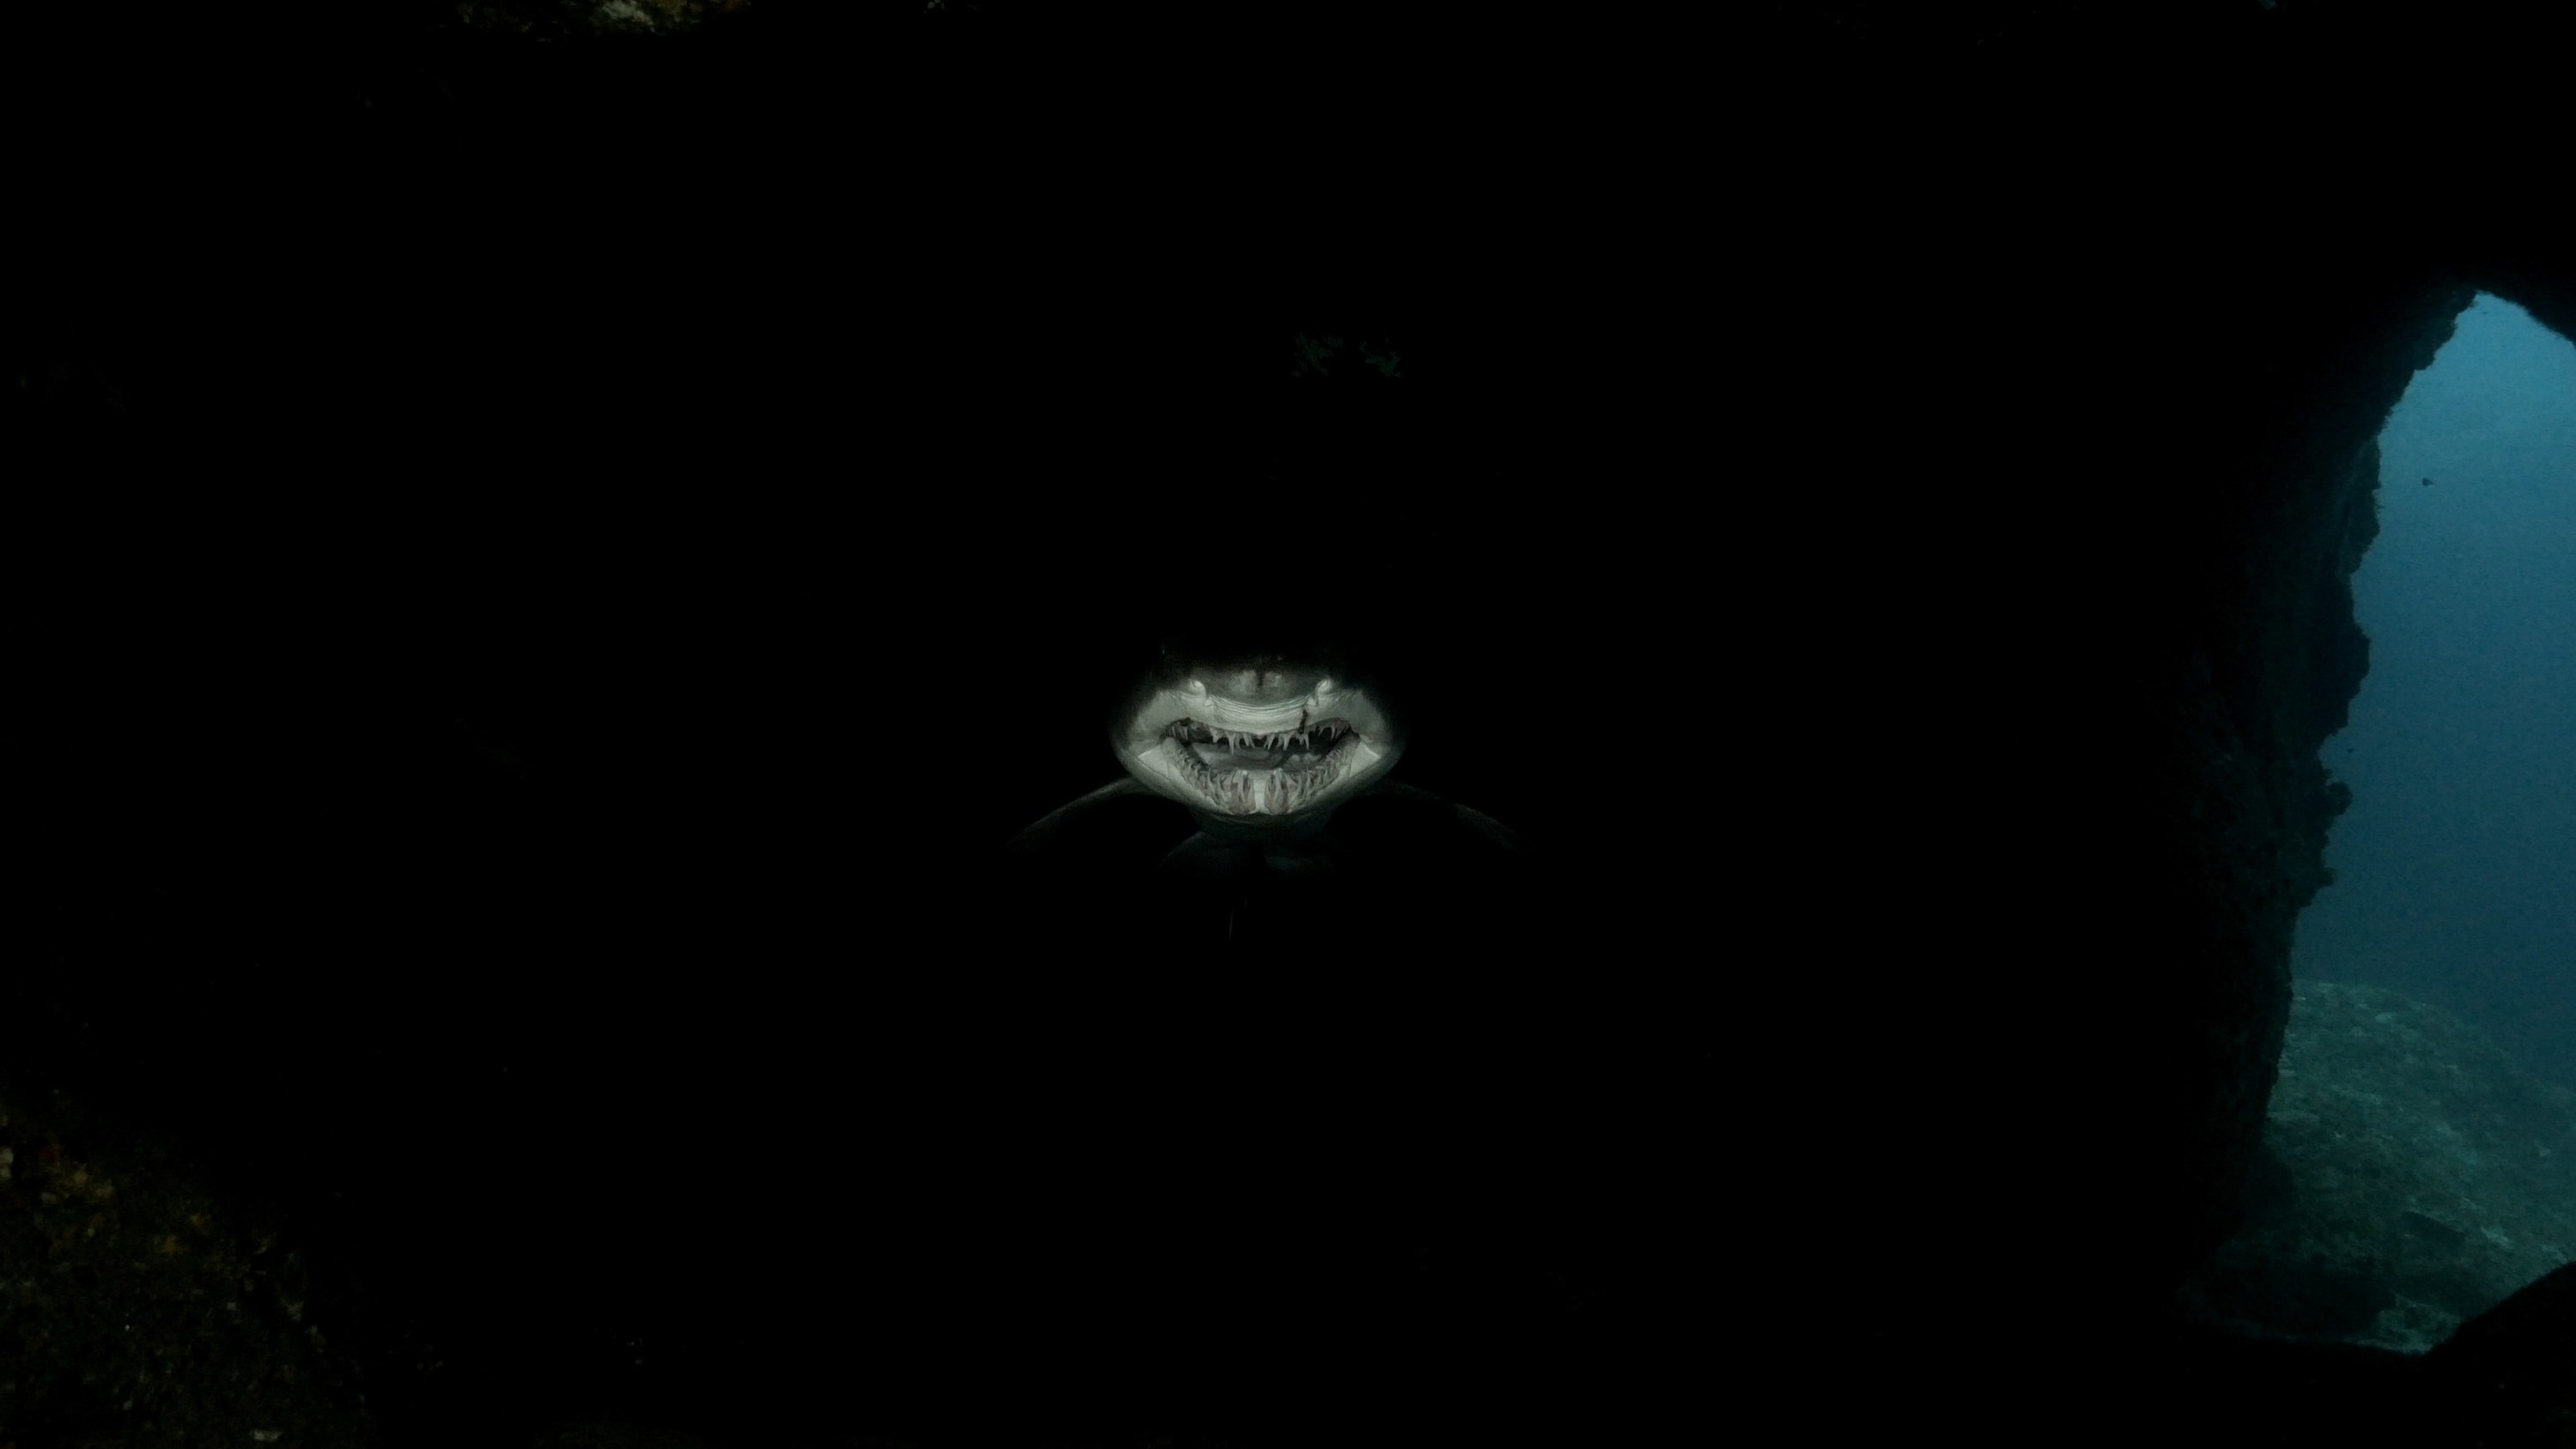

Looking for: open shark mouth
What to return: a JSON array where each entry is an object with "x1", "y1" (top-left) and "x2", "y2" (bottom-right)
[
  {"x1": 1149, "y1": 714, "x2": 1378, "y2": 815},
  {"x1": 1114, "y1": 665, "x2": 1401, "y2": 822}
]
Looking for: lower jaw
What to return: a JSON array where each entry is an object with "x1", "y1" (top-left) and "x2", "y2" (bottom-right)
[
  {"x1": 1128, "y1": 731, "x2": 1391, "y2": 825},
  {"x1": 1192, "y1": 761, "x2": 1337, "y2": 815},
  {"x1": 1171, "y1": 737, "x2": 1358, "y2": 816}
]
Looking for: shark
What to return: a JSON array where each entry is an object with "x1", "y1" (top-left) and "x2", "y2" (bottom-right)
[
  {"x1": 1106, "y1": 648, "x2": 1405, "y2": 842},
  {"x1": 981, "y1": 634, "x2": 1550, "y2": 1331},
  {"x1": 1004, "y1": 634, "x2": 1515, "y2": 939}
]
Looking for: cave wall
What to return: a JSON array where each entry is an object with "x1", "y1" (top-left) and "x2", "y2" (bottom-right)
[{"x1": 2136, "y1": 279, "x2": 2473, "y2": 1288}]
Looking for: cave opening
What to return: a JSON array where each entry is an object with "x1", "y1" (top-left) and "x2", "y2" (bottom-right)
[
  {"x1": 2291, "y1": 292, "x2": 2576, "y2": 1095},
  {"x1": 2184, "y1": 293, "x2": 2576, "y2": 1355}
]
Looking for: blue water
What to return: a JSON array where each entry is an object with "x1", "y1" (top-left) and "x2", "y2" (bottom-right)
[{"x1": 2291, "y1": 294, "x2": 2576, "y2": 1093}]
